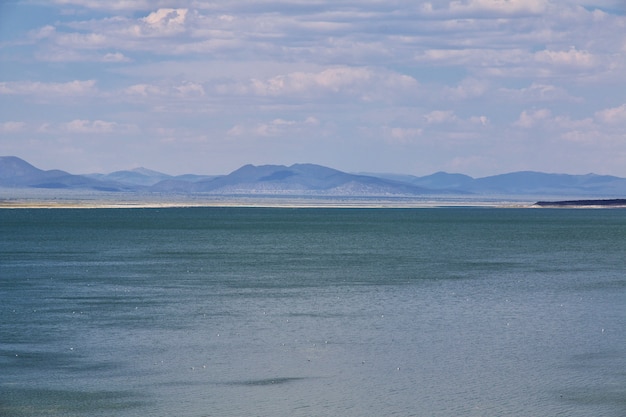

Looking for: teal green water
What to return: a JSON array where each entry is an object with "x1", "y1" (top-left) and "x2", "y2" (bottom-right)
[{"x1": 1, "y1": 208, "x2": 625, "y2": 416}]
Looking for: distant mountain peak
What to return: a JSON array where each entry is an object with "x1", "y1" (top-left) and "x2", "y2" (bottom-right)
[
  {"x1": 0, "y1": 156, "x2": 42, "y2": 179},
  {"x1": 0, "y1": 156, "x2": 131, "y2": 191},
  {"x1": 130, "y1": 167, "x2": 167, "y2": 176},
  {"x1": 2, "y1": 156, "x2": 626, "y2": 197}
]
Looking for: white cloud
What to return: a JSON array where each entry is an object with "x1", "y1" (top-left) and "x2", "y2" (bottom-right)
[
  {"x1": 35, "y1": 49, "x2": 131, "y2": 63},
  {"x1": 225, "y1": 67, "x2": 418, "y2": 102},
  {"x1": 559, "y1": 129, "x2": 602, "y2": 144},
  {"x1": 595, "y1": 104, "x2": 626, "y2": 125},
  {"x1": 443, "y1": 78, "x2": 489, "y2": 100},
  {"x1": 0, "y1": 80, "x2": 97, "y2": 96},
  {"x1": 25, "y1": 0, "x2": 623, "y2": 89},
  {"x1": 534, "y1": 47, "x2": 595, "y2": 68},
  {"x1": 415, "y1": 48, "x2": 528, "y2": 69},
  {"x1": 514, "y1": 109, "x2": 552, "y2": 128},
  {"x1": 102, "y1": 52, "x2": 129, "y2": 62},
  {"x1": 175, "y1": 81, "x2": 205, "y2": 97},
  {"x1": 498, "y1": 82, "x2": 582, "y2": 102},
  {"x1": 253, "y1": 67, "x2": 372, "y2": 96},
  {"x1": 513, "y1": 108, "x2": 612, "y2": 146},
  {"x1": 30, "y1": 25, "x2": 56, "y2": 40},
  {"x1": 63, "y1": 119, "x2": 129, "y2": 134},
  {"x1": 470, "y1": 115, "x2": 489, "y2": 126},
  {"x1": 51, "y1": 0, "x2": 159, "y2": 11},
  {"x1": 228, "y1": 116, "x2": 320, "y2": 138},
  {"x1": 418, "y1": 110, "x2": 490, "y2": 145},
  {"x1": 448, "y1": 0, "x2": 548, "y2": 16},
  {"x1": 0, "y1": 121, "x2": 27, "y2": 133},
  {"x1": 385, "y1": 127, "x2": 424, "y2": 144},
  {"x1": 55, "y1": 32, "x2": 109, "y2": 49},
  {"x1": 124, "y1": 81, "x2": 205, "y2": 98},
  {"x1": 124, "y1": 84, "x2": 162, "y2": 97},
  {"x1": 65, "y1": 119, "x2": 113, "y2": 133},
  {"x1": 138, "y1": 8, "x2": 190, "y2": 37},
  {"x1": 24, "y1": 119, "x2": 138, "y2": 135},
  {"x1": 143, "y1": 8, "x2": 188, "y2": 27},
  {"x1": 424, "y1": 110, "x2": 458, "y2": 124}
]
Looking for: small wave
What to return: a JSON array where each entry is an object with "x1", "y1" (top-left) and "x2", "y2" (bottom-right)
[{"x1": 224, "y1": 377, "x2": 307, "y2": 386}]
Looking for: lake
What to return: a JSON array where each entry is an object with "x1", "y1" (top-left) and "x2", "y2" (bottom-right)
[{"x1": 1, "y1": 207, "x2": 625, "y2": 416}]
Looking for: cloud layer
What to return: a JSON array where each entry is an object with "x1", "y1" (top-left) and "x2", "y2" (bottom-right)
[{"x1": 1, "y1": 0, "x2": 625, "y2": 176}]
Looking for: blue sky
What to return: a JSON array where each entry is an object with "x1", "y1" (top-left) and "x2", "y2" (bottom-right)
[{"x1": 1, "y1": 0, "x2": 625, "y2": 176}]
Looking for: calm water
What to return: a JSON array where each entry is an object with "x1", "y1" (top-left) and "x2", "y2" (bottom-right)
[{"x1": 1, "y1": 207, "x2": 625, "y2": 416}]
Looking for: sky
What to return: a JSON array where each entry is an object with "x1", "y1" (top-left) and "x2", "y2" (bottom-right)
[{"x1": 0, "y1": 0, "x2": 625, "y2": 177}]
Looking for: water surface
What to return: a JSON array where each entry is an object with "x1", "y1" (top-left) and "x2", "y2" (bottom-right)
[{"x1": 1, "y1": 208, "x2": 625, "y2": 416}]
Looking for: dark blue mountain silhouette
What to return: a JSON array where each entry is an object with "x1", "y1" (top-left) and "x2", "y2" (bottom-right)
[{"x1": 2, "y1": 156, "x2": 626, "y2": 197}]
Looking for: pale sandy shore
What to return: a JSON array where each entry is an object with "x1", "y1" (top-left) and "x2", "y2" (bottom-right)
[
  {"x1": 0, "y1": 196, "x2": 533, "y2": 209},
  {"x1": 3, "y1": 199, "x2": 615, "y2": 208},
  {"x1": 0, "y1": 188, "x2": 555, "y2": 209},
  {"x1": 6, "y1": 199, "x2": 623, "y2": 209},
  {"x1": 0, "y1": 200, "x2": 530, "y2": 209}
]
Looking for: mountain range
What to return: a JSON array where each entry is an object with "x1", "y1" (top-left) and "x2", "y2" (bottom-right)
[{"x1": 1, "y1": 156, "x2": 626, "y2": 197}]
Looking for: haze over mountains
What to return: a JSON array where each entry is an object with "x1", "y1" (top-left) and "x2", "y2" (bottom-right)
[{"x1": 1, "y1": 156, "x2": 626, "y2": 198}]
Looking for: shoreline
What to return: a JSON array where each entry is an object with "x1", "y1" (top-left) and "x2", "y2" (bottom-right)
[
  {"x1": 2, "y1": 190, "x2": 623, "y2": 209},
  {"x1": 0, "y1": 197, "x2": 533, "y2": 209},
  {"x1": 0, "y1": 188, "x2": 537, "y2": 209},
  {"x1": 0, "y1": 201, "x2": 531, "y2": 209}
]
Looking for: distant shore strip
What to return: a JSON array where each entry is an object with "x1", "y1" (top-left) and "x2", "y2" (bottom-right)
[
  {"x1": 534, "y1": 198, "x2": 626, "y2": 208},
  {"x1": 2, "y1": 197, "x2": 626, "y2": 209},
  {"x1": 0, "y1": 197, "x2": 531, "y2": 209}
]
